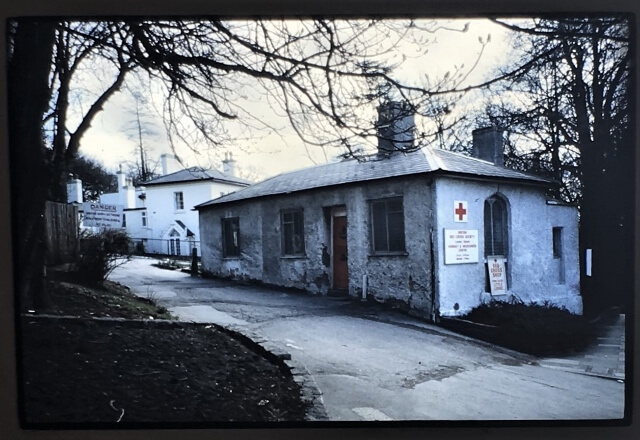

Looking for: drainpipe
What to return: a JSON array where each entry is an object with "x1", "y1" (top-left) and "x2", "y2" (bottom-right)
[
  {"x1": 361, "y1": 274, "x2": 368, "y2": 302},
  {"x1": 430, "y1": 227, "x2": 439, "y2": 323}
]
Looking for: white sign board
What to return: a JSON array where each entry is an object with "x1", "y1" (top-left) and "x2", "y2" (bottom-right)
[
  {"x1": 83, "y1": 202, "x2": 123, "y2": 229},
  {"x1": 453, "y1": 200, "x2": 468, "y2": 222},
  {"x1": 488, "y1": 256, "x2": 507, "y2": 295},
  {"x1": 444, "y1": 229, "x2": 479, "y2": 264}
]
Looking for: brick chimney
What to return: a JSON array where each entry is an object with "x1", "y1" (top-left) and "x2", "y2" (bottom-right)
[
  {"x1": 472, "y1": 127, "x2": 505, "y2": 166},
  {"x1": 376, "y1": 101, "x2": 415, "y2": 156},
  {"x1": 222, "y1": 152, "x2": 236, "y2": 176}
]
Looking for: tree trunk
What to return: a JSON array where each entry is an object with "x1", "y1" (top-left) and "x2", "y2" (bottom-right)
[{"x1": 8, "y1": 21, "x2": 56, "y2": 311}]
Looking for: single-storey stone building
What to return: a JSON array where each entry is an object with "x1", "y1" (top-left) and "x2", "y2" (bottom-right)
[{"x1": 196, "y1": 107, "x2": 582, "y2": 319}]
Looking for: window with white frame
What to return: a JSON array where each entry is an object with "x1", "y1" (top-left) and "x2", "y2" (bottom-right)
[
  {"x1": 168, "y1": 229, "x2": 181, "y2": 256},
  {"x1": 174, "y1": 191, "x2": 184, "y2": 210},
  {"x1": 141, "y1": 211, "x2": 147, "y2": 226}
]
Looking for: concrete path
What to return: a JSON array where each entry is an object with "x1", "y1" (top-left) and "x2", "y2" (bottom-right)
[
  {"x1": 537, "y1": 315, "x2": 626, "y2": 380},
  {"x1": 109, "y1": 258, "x2": 626, "y2": 422}
]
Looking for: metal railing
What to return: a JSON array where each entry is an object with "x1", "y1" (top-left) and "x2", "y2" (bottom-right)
[{"x1": 130, "y1": 238, "x2": 201, "y2": 259}]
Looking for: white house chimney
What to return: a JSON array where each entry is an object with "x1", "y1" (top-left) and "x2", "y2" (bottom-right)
[
  {"x1": 66, "y1": 174, "x2": 83, "y2": 204},
  {"x1": 376, "y1": 101, "x2": 415, "y2": 156},
  {"x1": 123, "y1": 177, "x2": 136, "y2": 209},
  {"x1": 161, "y1": 153, "x2": 180, "y2": 175},
  {"x1": 222, "y1": 152, "x2": 236, "y2": 176},
  {"x1": 472, "y1": 127, "x2": 505, "y2": 166},
  {"x1": 116, "y1": 163, "x2": 127, "y2": 192}
]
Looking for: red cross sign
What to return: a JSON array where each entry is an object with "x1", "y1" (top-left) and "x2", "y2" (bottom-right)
[{"x1": 454, "y1": 200, "x2": 468, "y2": 222}]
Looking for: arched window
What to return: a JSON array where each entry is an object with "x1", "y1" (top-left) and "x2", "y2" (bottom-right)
[{"x1": 484, "y1": 195, "x2": 508, "y2": 257}]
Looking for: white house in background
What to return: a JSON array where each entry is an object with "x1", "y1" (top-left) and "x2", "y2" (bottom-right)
[{"x1": 97, "y1": 153, "x2": 250, "y2": 256}]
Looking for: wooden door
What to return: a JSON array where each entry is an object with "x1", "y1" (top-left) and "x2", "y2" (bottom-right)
[{"x1": 332, "y1": 215, "x2": 349, "y2": 289}]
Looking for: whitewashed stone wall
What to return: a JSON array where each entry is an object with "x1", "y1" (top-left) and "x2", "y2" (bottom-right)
[
  {"x1": 198, "y1": 175, "x2": 436, "y2": 317},
  {"x1": 434, "y1": 176, "x2": 582, "y2": 316}
]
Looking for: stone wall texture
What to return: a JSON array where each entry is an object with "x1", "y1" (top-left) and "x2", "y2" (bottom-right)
[
  {"x1": 199, "y1": 173, "x2": 582, "y2": 319},
  {"x1": 199, "y1": 175, "x2": 435, "y2": 318}
]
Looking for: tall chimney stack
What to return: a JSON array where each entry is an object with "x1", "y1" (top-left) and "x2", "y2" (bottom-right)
[
  {"x1": 376, "y1": 101, "x2": 415, "y2": 156},
  {"x1": 66, "y1": 174, "x2": 83, "y2": 204},
  {"x1": 222, "y1": 152, "x2": 236, "y2": 176},
  {"x1": 161, "y1": 153, "x2": 180, "y2": 175},
  {"x1": 116, "y1": 164, "x2": 126, "y2": 191},
  {"x1": 472, "y1": 127, "x2": 505, "y2": 166}
]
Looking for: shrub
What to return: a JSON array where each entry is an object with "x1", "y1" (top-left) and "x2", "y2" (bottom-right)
[
  {"x1": 75, "y1": 229, "x2": 132, "y2": 285},
  {"x1": 460, "y1": 301, "x2": 595, "y2": 355}
]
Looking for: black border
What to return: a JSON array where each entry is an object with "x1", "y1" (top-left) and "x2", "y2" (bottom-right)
[{"x1": 1, "y1": 1, "x2": 638, "y2": 439}]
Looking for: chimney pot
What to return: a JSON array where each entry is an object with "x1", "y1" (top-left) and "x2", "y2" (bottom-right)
[
  {"x1": 67, "y1": 178, "x2": 83, "y2": 204},
  {"x1": 222, "y1": 152, "x2": 236, "y2": 176}
]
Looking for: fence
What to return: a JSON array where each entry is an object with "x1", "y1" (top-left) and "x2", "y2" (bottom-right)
[
  {"x1": 130, "y1": 238, "x2": 201, "y2": 259},
  {"x1": 45, "y1": 201, "x2": 79, "y2": 266}
]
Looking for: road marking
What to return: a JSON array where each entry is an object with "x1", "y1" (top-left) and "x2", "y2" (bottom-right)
[{"x1": 352, "y1": 407, "x2": 393, "y2": 421}]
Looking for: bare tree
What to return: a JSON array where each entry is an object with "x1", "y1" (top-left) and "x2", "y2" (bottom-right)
[
  {"x1": 487, "y1": 16, "x2": 633, "y2": 316},
  {"x1": 123, "y1": 87, "x2": 161, "y2": 184},
  {"x1": 9, "y1": 18, "x2": 480, "y2": 310}
]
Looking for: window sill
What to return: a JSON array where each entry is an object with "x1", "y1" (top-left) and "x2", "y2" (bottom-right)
[
  {"x1": 281, "y1": 255, "x2": 308, "y2": 260},
  {"x1": 368, "y1": 252, "x2": 409, "y2": 258},
  {"x1": 222, "y1": 256, "x2": 242, "y2": 260}
]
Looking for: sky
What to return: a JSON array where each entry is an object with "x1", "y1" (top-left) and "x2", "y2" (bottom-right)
[{"x1": 76, "y1": 18, "x2": 513, "y2": 181}]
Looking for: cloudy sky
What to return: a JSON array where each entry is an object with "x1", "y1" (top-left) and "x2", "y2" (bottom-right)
[{"x1": 76, "y1": 18, "x2": 513, "y2": 181}]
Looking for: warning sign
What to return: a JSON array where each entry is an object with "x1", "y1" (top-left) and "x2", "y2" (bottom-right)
[
  {"x1": 444, "y1": 229, "x2": 479, "y2": 264},
  {"x1": 488, "y1": 256, "x2": 507, "y2": 295},
  {"x1": 83, "y1": 202, "x2": 123, "y2": 229}
]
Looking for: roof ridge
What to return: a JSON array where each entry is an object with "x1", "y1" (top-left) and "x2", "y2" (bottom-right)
[
  {"x1": 435, "y1": 148, "x2": 493, "y2": 165},
  {"x1": 434, "y1": 148, "x2": 551, "y2": 182},
  {"x1": 423, "y1": 147, "x2": 445, "y2": 171}
]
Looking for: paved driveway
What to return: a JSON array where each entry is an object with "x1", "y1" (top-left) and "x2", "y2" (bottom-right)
[{"x1": 109, "y1": 258, "x2": 625, "y2": 422}]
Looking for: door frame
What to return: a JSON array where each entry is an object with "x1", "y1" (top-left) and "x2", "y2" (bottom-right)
[{"x1": 330, "y1": 206, "x2": 348, "y2": 290}]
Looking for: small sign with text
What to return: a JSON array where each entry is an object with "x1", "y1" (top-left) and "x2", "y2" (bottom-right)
[
  {"x1": 444, "y1": 229, "x2": 479, "y2": 264},
  {"x1": 83, "y1": 202, "x2": 123, "y2": 229}
]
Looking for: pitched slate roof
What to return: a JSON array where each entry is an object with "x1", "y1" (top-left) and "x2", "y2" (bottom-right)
[
  {"x1": 144, "y1": 167, "x2": 251, "y2": 187},
  {"x1": 195, "y1": 147, "x2": 551, "y2": 209}
]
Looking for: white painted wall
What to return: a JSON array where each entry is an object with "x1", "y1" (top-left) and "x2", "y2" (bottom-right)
[
  {"x1": 143, "y1": 180, "x2": 246, "y2": 255},
  {"x1": 123, "y1": 209, "x2": 151, "y2": 240},
  {"x1": 433, "y1": 176, "x2": 582, "y2": 316},
  {"x1": 100, "y1": 184, "x2": 136, "y2": 209},
  {"x1": 98, "y1": 165, "x2": 247, "y2": 256}
]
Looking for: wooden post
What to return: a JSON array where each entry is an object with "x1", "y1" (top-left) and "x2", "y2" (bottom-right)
[{"x1": 190, "y1": 247, "x2": 198, "y2": 276}]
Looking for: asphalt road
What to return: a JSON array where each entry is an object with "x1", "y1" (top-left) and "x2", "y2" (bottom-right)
[{"x1": 109, "y1": 258, "x2": 625, "y2": 422}]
